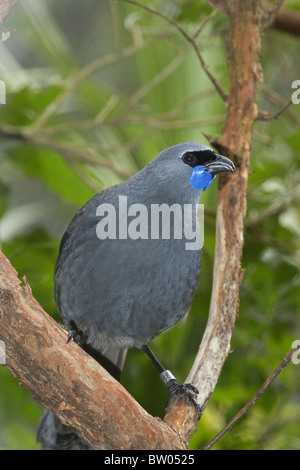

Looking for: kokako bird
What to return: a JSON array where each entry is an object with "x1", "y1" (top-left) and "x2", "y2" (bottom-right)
[{"x1": 37, "y1": 142, "x2": 235, "y2": 449}]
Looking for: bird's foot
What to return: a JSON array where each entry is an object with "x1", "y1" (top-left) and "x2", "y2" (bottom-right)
[
  {"x1": 163, "y1": 374, "x2": 201, "y2": 419},
  {"x1": 63, "y1": 320, "x2": 87, "y2": 346}
]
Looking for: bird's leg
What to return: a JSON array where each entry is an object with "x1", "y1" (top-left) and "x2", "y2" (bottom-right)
[{"x1": 141, "y1": 344, "x2": 201, "y2": 419}]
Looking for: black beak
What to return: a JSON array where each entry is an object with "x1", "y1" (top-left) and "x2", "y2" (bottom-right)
[{"x1": 205, "y1": 154, "x2": 235, "y2": 175}]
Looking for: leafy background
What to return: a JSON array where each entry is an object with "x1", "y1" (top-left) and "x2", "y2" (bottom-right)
[{"x1": 0, "y1": 0, "x2": 299, "y2": 450}]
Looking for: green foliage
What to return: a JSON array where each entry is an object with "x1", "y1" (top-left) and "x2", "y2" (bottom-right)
[{"x1": 0, "y1": 0, "x2": 299, "y2": 450}]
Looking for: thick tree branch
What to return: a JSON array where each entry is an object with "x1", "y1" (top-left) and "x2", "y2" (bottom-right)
[
  {"x1": 186, "y1": 0, "x2": 263, "y2": 409},
  {"x1": 272, "y1": 8, "x2": 300, "y2": 37},
  {"x1": 0, "y1": 251, "x2": 189, "y2": 450}
]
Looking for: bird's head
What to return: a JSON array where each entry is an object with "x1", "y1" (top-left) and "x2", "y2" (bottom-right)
[{"x1": 153, "y1": 142, "x2": 235, "y2": 193}]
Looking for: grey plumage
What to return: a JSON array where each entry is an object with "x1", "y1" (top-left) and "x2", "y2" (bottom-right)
[
  {"x1": 37, "y1": 409, "x2": 88, "y2": 450},
  {"x1": 55, "y1": 143, "x2": 204, "y2": 351},
  {"x1": 37, "y1": 142, "x2": 234, "y2": 449}
]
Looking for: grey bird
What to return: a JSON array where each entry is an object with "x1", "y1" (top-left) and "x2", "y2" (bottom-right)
[{"x1": 37, "y1": 142, "x2": 235, "y2": 449}]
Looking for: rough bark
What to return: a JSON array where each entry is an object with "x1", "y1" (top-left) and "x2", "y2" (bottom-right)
[
  {"x1": 186, "y1": 0, "x2": 262, "y2": 412},
  {"x1": 149, "y1": 0, "x2": 265, "y2": 442},
  {"x1": 0, "y1": 251, "x2": 186, "y2": 450}
]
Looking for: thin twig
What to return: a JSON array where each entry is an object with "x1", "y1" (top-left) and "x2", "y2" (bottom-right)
[
  {"x1": 256, "y1": 100, "x2": 292, "y2": 121},
  {"x1": 245, "y1": 185, "x2": 300, "y2": 228},
  {"x1": 128, "y1": 47, "x2": 188, "y2": 106},
  {"x1": 193, "y1": 10, "x2": 217, "y2": 40},
  {"x1": 39, "y1": 88, "x2": 217, "y2": 134},
  {"x1": 29, "y1": 42, "x2": 150, "y2": 132},
  {"x1": 261, "y1": 88, "x2": 300, "y2": 126},
  {"x1": 108, "y1": 114, "x2": 225, "y2": 130},
  {"x1": 109, "y1": 0, "x2": 122, "y2": 54},
  {"x1": 247, "y1": 228, "x2": 298, "y2": 258},
  {"x1": 261, "y1": 0, "x2": 286, "y2": 29},
  {"x1": 120, "y1": 0, "x2": 227, "y2": 101},
  {"x1": 27, "y1": 138, "x2": 133, "y2": 179},
  {"x1": 94, "y1": 95, "x2": 120, "y2": 124},
  {"x1": 0, "y1": 123, "x2": 133, "y2": 179},
  {"x1": 202, "y1": 342, "x2": 300, "y2": 450}
]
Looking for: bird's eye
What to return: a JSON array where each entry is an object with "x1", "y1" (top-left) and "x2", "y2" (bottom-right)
[{"x1": 182, "y1": 152, "x2": 197, "y2": 166}]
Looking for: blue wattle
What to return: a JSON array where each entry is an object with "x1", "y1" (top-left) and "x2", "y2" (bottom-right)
[{"x1": 190, "y1": 166, "x2": 216, "y2": 191}]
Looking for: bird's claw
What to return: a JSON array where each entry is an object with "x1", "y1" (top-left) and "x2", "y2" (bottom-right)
[
  {"x1": 66, "y1": 329, "x2": 83, "y2": 345},
  {"x1": 63, "y1": 321, "x2": 86, "y2": 346},
  {"x1": 165, "y1": 379, "x2": 201, "y2": 419}
]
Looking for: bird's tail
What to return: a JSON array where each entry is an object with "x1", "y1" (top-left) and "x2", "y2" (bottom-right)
[
  {"x1": 36, "y1": 347, "x2": 127, "y2": 450},
  {"x1": 82, "y1": 345, "x2": 127, "y2": 382},
  {"x1": 36, "y1": 408, "x2": 89, "y2": 450}
]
